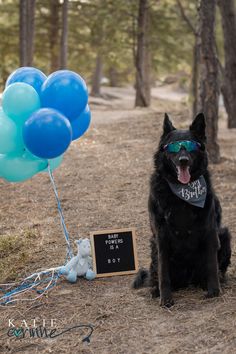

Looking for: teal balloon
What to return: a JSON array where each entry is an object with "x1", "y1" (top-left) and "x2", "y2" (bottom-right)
[
  {"x1": 0, "y1": 108, "x2": 24, "y2": 154},
  {"x1": 48, "y1": 155, "x2": 63, "y2": 171},
  {"x1": 22, "y1": 150, "x2": 63, "y2": 173},
  {"x1": 41, "y1": 155, "x2": 63, "y2": 172},
  {"x1": 0, "y1": 152, "x2": 47, "y2": 182},
  {"x1": 2, "y1": 83, "x2": 40, "y2": 124}
]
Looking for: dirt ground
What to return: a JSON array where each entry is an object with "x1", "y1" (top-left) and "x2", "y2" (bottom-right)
[{"x1": 0, "y1": 86, "x2": 236, "y2": 354}]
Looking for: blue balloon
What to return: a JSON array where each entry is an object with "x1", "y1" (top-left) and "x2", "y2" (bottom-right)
[
  {"x1": 40, "y1": 70, "x2": 88, "y2": 121},
  {"x1": 71, "y1": 105, "x2": 91, "y2": 141},
  {"x1": 23, "y1": 108, "x2": 72, "y2": 159},
  {"x1": 6, "y1": 67, "x2": 47, "y2": 95}
]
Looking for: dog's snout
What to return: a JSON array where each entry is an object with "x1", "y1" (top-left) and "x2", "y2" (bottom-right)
[{"x1": 179, "y1": 155, "x2": 189, "y2": 164}]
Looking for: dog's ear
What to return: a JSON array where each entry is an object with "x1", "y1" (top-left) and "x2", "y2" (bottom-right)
[
  {"x1": 190, "y1": 112, "x2": 206, "y2": 141},
  {"x1": 163, "y1": 113, "x2": 176, "y2": 136}
]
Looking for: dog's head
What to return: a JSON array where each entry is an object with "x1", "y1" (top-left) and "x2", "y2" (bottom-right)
[{"x1": 154, "y1": 113, "x2": 208, "y2": 184}]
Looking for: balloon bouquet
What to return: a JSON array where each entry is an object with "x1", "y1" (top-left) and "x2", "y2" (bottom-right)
[
  {"x1": 0, "y1": 67, "x2": 92, "y2": 305},
  {"x1": 0, "y1": 67, "x2": 91, "y2": 182}
]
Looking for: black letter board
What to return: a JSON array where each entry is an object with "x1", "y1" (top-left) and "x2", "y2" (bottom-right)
[{"x1": 90, "y1": 228, "x2": 138, "y2": 277}]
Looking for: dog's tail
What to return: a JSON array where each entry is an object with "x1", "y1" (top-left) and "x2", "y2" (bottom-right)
[
  {"x1": 132, "y1": 268, "x2": 149, "y2": 289},
  {"x1": 218, "y1": 227, "x2": 231, "y2": 275}
]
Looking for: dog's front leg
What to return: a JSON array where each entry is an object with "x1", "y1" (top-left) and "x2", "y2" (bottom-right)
[
  {"x1": 158, "y1": 234, "x2": 174, "y2": 307},
  {"x1": 206, "y1": 231, "x2": 220, "y2": 298},
  {"x1": 149, "y1": 197, "x2": 173, "y2": 306}
]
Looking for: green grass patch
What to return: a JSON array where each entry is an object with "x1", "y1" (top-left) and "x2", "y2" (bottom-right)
[{"x1": 0, "y1": 229, "x2": 39, "y2": 282}]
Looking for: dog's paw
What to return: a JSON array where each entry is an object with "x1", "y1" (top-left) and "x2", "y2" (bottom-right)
[
  {"x1": 160, "y1": 297, "x2": 174, "y2": 308},
  {"x1": 150, "y1": 287, "x2": 160, "y2": 298},
  {"x1": 205, "y1": 288, "x2": 220, "y2": 299}
]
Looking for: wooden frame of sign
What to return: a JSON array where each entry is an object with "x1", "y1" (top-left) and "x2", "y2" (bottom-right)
[{"x1": 90, "y1": 228, "x2": 138, "y2": 277}]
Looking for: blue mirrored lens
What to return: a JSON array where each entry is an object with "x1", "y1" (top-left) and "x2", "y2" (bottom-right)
[
  {"x1": 166, "y1": 142, "x2": 180, "y2": 152},
  {"x1": 164, "y1": 140, "x2": 200, "y2": 153}
]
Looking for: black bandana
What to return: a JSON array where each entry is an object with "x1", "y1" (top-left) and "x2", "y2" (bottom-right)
[{"x1": 167, "y1": 175, "x2": 207, "y2": 208}]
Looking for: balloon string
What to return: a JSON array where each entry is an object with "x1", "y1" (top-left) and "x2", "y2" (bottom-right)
[{"x1": 48, "y1": 164, "x2": 74, "y2": 259}]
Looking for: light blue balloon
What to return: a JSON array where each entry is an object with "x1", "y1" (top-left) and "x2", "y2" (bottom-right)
[
  {"x1": 22, "y1": 150, "x2": 63, "y2": 173},
  {"x1": 41, "y1": 155, "x2": 64, "y2": 173},
  {"x1": 0, "y1": 108, "x2": 24, "y2": 154},
  {"x1": 2, "y1": 83, "x2": 41, "y2": 125},
  {"x1": 0, "y1": 151, "x2": 47, "y2": 182},
  {"x1": 47, "y1": 155, "x2": 64, "y2": 171}
]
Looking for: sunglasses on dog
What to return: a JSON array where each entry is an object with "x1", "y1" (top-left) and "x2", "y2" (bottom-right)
[{"x1": 163, "y1": 140, "x2": 201, "y2": 153}]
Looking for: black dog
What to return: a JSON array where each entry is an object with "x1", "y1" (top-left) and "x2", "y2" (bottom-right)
[{"x1": 133, "y1": 113, "x2": 231, "y2": 307}]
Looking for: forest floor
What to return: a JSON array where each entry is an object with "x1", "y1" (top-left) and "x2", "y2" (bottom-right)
[{"x1": 0, "y1": 84, "x2": 236, "y2": 354}]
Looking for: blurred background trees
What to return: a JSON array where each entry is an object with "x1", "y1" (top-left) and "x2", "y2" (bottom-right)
[
  {"x1": 0, "y1": 0, "x2": 196, "y2": 91},
  {"x1": 197, "y1": 0, "x2": 220, "y2": 163},
  {"x1": 0, "y1": 0, "x2": 235, "y2": 162},
  {"x1": 218, "y1": 0, "x2": 236, "y2": 129},
  {"x1": 19, "y1": 0, "x2": 36, "y2": 66}
]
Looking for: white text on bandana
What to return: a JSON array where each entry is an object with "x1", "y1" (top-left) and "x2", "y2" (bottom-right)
[{"x1": 167, "y1": 176, "x2": 207, "y2": 208}]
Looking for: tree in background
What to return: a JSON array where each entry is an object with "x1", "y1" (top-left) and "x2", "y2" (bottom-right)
[
  {"x1": 176, "y1": 0, "x2": 199, "y2": 118},
  {"x1": 198, "y1": 0, "x2": 220, "y2": 163},
  {"x1": 0, "y1": 0, "x2": 195, "y2": 90},
  {"x1": 19, "y1": 0, "x2": 27, "y2": 66},
  {"x1": 60, "y1": 0, "x2": 69, "y2": 69},
  {"x1": 89, "y1": 0, "x2": 108, "y2": 96},
  {"x1": 91, "y1": 55, "x2": 103, "y2": 96},
  {"x1": 135, "y1": 0, "x2": 151, "y2": 107},
  {"x1": 49, "y1": 0, "x2": 60, "y2": 72},
  {"x1": 19, "y1": 0, "x2": 36, "y2": 66},
  {"x1": 218, "y1": 0, "x2": 236, "y2": 129},
  {"x1": 88, "y1": 0, "x2": 136, "y2": 96}
]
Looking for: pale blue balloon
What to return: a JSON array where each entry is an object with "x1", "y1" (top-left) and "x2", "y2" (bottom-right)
[
  {"x1": 0, "y1": 108, "x2": 24, "y2": 154},
  {"x1": 0, "y1": 151, "x2": 47, "y2": 182},
  {"x1": 20, "y1": 150, "x2": 63, "y2": 173},
  {"x1": 47, "y1": 155, "x2": 64, "y2": 171},
  {"x1": 2, "y1": 83, "x2": 40, "y2": 125}
]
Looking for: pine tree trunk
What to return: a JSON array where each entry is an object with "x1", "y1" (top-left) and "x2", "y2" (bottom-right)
[
  {"x1": 49, "y1": 0, "x2": 60, "y2": 72},
  {"x1": 19, "y1": 0, "x2": 27, "y2": 66},
  {"x1": 135, "y1": 0, "x2": 151, "y2": 107},
  {"x1": 218, "y1": 0, "x2": 236, "y2": 128},
  {"x1": 26, "y1": 0, "x2": 35, "y2": 66},
  {"x1": 60, "y1": 0, "x2": 68, "y2": 69},
  {"x1": 91, "y1": 55, "x2": 103, "y2": 97},
  {"x1": 109, "y1": 67, "x2": 118, "y2": 87},
  {"x1": 19, "y1": 0, "x2": 35, "y2": 66},
  {"x1": 191, "y1": 35, "x2": 200, "y2": 118},
  {"x1": 198, "y1": 0, "x2": 220, "y2": 164}
]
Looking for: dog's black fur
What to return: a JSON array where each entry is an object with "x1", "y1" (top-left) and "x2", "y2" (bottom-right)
[{"x1": 133, "y1": 113, "x2": 231, "y2": 307}]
